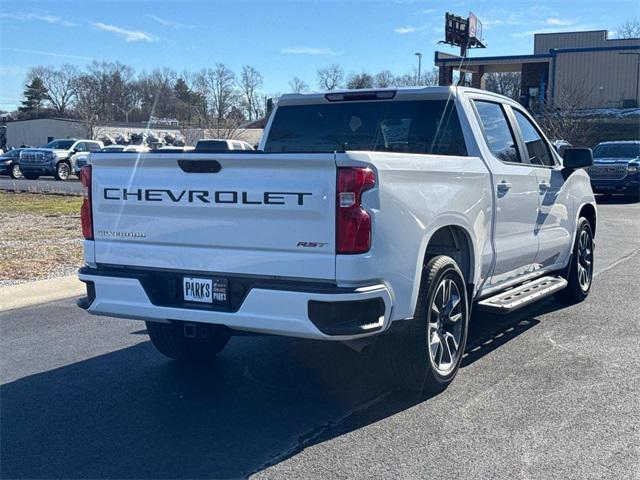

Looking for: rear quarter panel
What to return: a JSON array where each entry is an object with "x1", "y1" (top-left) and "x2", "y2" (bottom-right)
[{"x1": 335, "y1": 151, "x2": 493, "y2": 321}]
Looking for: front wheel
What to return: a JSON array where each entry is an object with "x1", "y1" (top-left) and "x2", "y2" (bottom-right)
[
  {"x1": 10, "y1": 163, "x2": 22, "y2": 179},
  {"x1": 385, "y1": 255, "x2": 469, "y2": 393},
  {"x1": 561, "y1": 217, "x2": 594, "y2": 303},
  {"x1": 146, "y1": 321, "x2": 230, "y2": 363},
  {"x1": 54, "y1": 161, "x2": 71, "y2": 181}
]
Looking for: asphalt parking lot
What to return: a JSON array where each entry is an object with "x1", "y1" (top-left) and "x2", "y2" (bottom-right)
[{"x1": 1, "y1": 197, "x2": 639, "y2": 479}]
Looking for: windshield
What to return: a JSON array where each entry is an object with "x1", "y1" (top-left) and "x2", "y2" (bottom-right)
[
  {"x1": 593, "y1": 143, "x2": 640, "y2": 159},
  {"x1": 264, "y1": 99, "x2": 468, "y2": 156},
  {"x1": 42, "y1": 140, "x2": 75, "y2": 150}
]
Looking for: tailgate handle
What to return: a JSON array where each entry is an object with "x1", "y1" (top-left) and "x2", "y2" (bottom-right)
[{"x1": 177, "y1": 160, "x2": 221, "y2": 173}]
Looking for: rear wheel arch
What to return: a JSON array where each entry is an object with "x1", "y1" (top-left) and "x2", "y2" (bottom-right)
[{"x1": 423, "y1": 225, "x2": 474, "y2": 284}]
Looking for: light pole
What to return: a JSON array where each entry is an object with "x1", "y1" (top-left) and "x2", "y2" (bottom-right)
[
  {"x1": 415, "y1": 52, "x2": 422, "y2": 85},
  {"x1": 111, "y1": 103, "x2": 134, "y2": 123},
  {"x1": 619, "y1": 52, "x2": 640, "y2": 107}
]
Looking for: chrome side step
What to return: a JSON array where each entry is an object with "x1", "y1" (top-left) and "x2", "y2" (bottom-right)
[{"x1": 478, "y1": 276, "x2": 567, "y2": 312}]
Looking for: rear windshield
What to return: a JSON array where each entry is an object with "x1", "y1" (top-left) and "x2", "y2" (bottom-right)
[
  {"x1": 593, "y1": 143, "x2": 640, "y2": 159},
  {"x1": 264, "y1": 99, "x2": 468, "y2": 156}
]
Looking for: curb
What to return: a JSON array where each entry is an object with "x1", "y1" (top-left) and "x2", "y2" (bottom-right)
[{"x1": 0, "y1": 275, "x2": 85, "y2": 312}]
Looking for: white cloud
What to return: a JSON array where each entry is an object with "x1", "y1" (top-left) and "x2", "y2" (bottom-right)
[
  {"x1": 146, "y1": 14, "x2": 194, "y2": 29},
  {"x1": 395, "y1": 26, "x2": 417, "y2": 34},
  {"x1": 423, "y1": 8, "x2": 436, "y2": 14},
  {"x1": 2, "y1": 47, "x2": 92, "y2": 61},
  {"x1": 91, "y1": 22, "x2": 157, "y2": 42},
  {"x1": 545, "y1": 17, "x2": 577, "y2": 26},
  {"x1": 281, "y1": 47, "x2": 343, "y2": 56},
  {"x1": 0, "y1": 12, "x2": 76, "y2": 27}
]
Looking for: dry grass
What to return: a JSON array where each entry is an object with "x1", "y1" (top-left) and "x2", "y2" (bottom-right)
[{"x1": 0, "y1": 192, "x2": 84, "y2": 285}]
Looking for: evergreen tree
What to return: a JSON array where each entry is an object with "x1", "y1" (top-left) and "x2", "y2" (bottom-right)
[{"x1": 19, "y1": 77, "x2": 49, "y2": 117}]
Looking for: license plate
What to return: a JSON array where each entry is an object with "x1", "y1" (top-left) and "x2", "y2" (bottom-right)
[{"x1": 183, "y1": 276, "x2": 228, "y2": 304}]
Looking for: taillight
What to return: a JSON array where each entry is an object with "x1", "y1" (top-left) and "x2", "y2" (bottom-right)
[
  {"x1": 336, "y1": 167, "x2": 375, "y2": 254},
  {"x1": 80, "y1": 165, "x2": 93, "y2": 240}
]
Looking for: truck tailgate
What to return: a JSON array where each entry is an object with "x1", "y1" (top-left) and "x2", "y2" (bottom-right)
[{"x1": 90, "y1": 153, "x2": 336, "y2": 280}]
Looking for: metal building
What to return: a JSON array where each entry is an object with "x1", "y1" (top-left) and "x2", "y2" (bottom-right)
[{"x1": 435, "y1": 30, "x2": 640, "y2": 110}]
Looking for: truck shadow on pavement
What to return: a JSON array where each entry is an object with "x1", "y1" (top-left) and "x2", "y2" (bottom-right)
[{"x1": 1, "y1": 299, "x2": 568, "y2": 479}]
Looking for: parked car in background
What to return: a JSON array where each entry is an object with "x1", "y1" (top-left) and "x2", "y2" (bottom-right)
[
  {"x1": 588, "y1": 141, "x2": 640, "y2": 198},
  {"x1": 19, "y1": 139, "x2": 103, "y2": 180},
  {"x1": 73, "y1": 144, "x2": 149, "y2": 176},
  {"x1": 194, "y1": 139, "x2": 254, "y2": 151},
  {"x1": 0, "y1": 148, "x2": 25, "y2": 179}
]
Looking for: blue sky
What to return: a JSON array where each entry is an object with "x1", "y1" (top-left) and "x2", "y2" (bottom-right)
[{"x1": 0, "y1": 0, "x2": 637, "y2": 110}]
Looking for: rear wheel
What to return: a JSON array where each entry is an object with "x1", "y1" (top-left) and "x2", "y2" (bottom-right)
[
  {"x1": 386, "y1": 255, "x2": 469, "y2": 393},
  {"x1": 23, "y1": 172, "x2": 40, "y2": 180},
  {"x1": 10, "y1": 163, "x2": 22, "y2": 179},
  {"x1": 54, "y1": 161, "x2": 70, "y2": 181},
  {"x1": 146, "y1": 321, "x2": 230, "y2": 363},
  {"x1": 561, "y1": 217, "x2": 594, "y2": 303}
]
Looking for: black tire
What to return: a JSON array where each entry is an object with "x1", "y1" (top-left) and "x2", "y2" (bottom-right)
[
  {"x1": 385, "y1": 255, "x2": 469, "y2": 393},
  {"x1": 9, "y1": 163, "x2": 22, "y2": 179},
  {"x1": 560, "y1": 217, "x2": 594, "y2": 303},
  {"x1": 23, "y1": 172, "x2": 40, "y2": 180},
  {"x1": 145, "y1": 321, "x2": 230, "y2": 362},
  {"x1": 54, "y1": 161, "x2": 71, "y2": 181}
]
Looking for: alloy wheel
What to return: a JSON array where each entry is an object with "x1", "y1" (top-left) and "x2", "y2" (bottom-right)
[
  {"x1": 57, "y1": 163, "x2": 70, "y2": 180},
  {"x1": 11, "y1": 164, "x2": 22, "y2": 178},
  {"x1": 577, "y1": 229, "x2": 593, "y2": 292},
  {"x1": 427, "y1": 276, "x2": 464, "y2": 375}
]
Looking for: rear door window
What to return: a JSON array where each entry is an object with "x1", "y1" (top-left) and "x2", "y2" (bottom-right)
[
  {"x1": 473, "y1": 101, "x2": 520, "y2": 164},
  {"x1": 86, "y1": 142, "x2": 101, "y2": 152},
  {"x1": 264, "y1": 99, "x2": 468, "y2": 156}
]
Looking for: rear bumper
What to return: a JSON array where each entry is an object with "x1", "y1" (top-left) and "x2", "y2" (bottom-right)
[{"x1": 78, "y1": 266, "x2": 393, "y2": 341}]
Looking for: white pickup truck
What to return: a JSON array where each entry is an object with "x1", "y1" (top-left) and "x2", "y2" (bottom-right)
[{"x1": 77, "y1": 87, "x2": 596, "y2": 392}]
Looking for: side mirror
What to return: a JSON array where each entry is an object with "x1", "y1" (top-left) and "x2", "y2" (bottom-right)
[{"x1": 563, "y1": 148, "x2": 593, "y2": 169}]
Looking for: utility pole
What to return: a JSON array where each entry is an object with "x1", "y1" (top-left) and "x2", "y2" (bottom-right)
[{"x1": 415, "y1": 52, "x2": 423, "y2": 85}]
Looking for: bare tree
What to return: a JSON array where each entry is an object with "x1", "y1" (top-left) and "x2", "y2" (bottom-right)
[
  {"x1": 201, "y1": 63, "x2": 238, "y2": 128},
  {"x1": 421, "y1": 67, "x2": 439, "y2": 86},
  {"x1": 535, "y1": 80, "x2": 596, "y2": 146},
  {"x1": 346, "y1": 72, "x2": 374, "y2": 89},
  {"x1": 240, "y1": 65, "x2": 263, "y2": 121},
  {"x1": 617, "y1": 17, "x2": 640, "y2": 38},
  {"x1": 134, "y1": 68, "x2": 177, "y2": 121},
  {"x1": 374, "y1": 70, "x2": 394, "y2": 88},
  {"x1": 73, "y1": 74, "x2": 102, "y2": 138},
  {"x1": 317, "y1": 64, "x2": 344, "y2": 90},
  {"x1": 483, "y1": 72, "x2": 521, "y2": 100},
  {"x1": 29, "y1": 65, "x2": 79, "y2": 116},
  {"x1": 288, "y1": 77, "x2": 309, "y2": 93}
]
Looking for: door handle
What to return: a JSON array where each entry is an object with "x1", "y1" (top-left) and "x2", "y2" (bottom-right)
[{"x1": 497, "y1": 181, "x2": 512, "y2": 193}]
